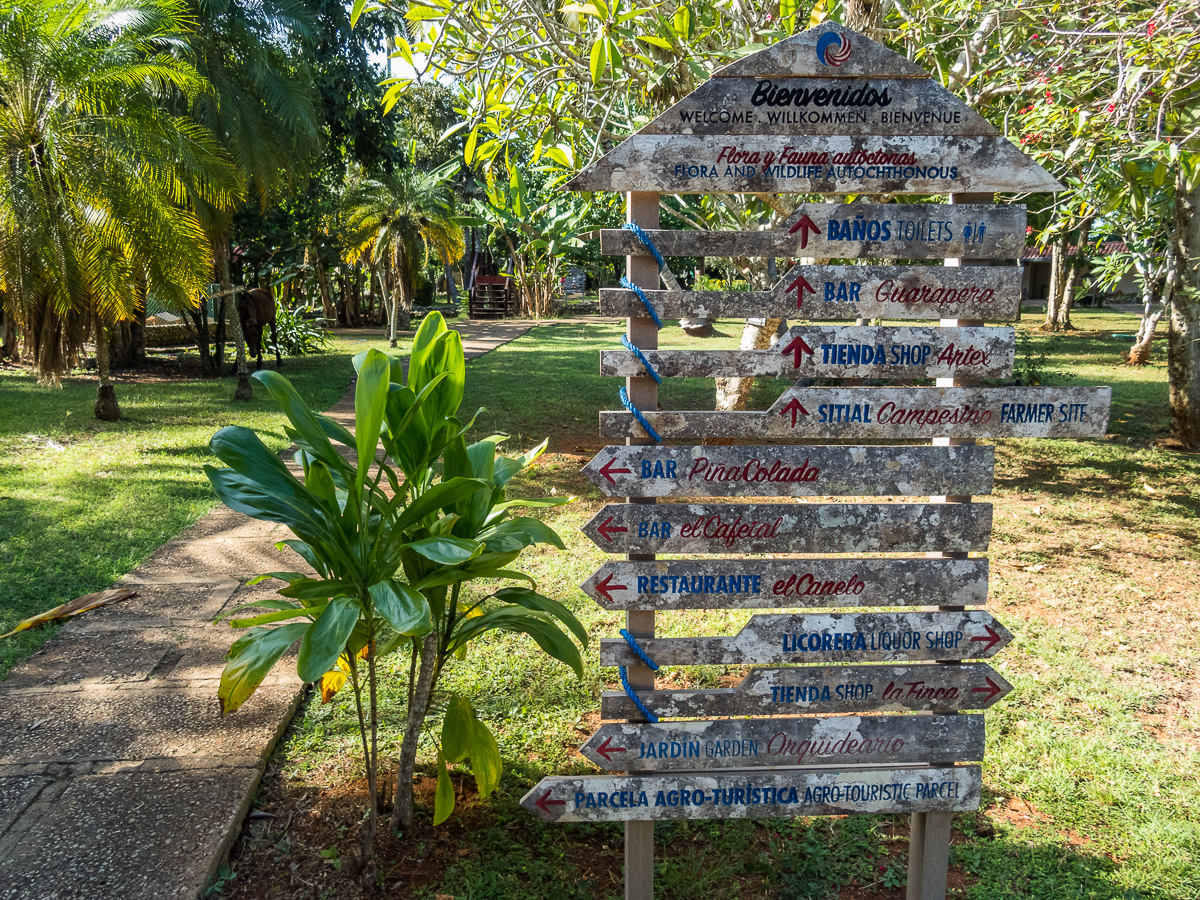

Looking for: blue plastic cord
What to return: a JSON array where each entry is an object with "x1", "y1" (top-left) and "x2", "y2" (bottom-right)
[
  {"x1": 622, "y1": 222, "x2": 667, "y2": 271},
  {"x1": 618, "y1": 276, "x2": 663, "y2": 328},
  {"x1": 620, "y1": 628, "x2": 661, "y2": 671},
  {"x1": 618, "y1": 666, "x2": 659, "y2": 723},
  {"x1": 621, "y1": 335, "x2": 661, "y2": 384},
  {"x1": 619, "y1": 386, "x2": 663, "y2": 443}
]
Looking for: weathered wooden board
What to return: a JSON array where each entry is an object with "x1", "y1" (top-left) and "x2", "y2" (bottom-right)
[
  {"x1": 600, "y1": 264, "x2": 1021, "y2": 321},
  {"x1": 641, "y1": 77, "x2": 997, "y2": 136},
  {"x1": 600, "y1": 611, "x2": 1012, "y2": 666},
  {"x1": 583, "y1": 502, "x2": 991, "y2": 554},
  {"x1": 583, "y1": 557, "x2": 989, "y2": 610},
  {"x1": 602, "y1": 664, "x2": 1012, "y2": 719},
  {"x1": 580, "y1": 715, "x2": 984, "y2": 772},
  {"x1": 600, "y1": 203, "x2": 1025, "y2": 260},
  {"x1": 601, "y1": 386, "x2": 1112, "y2": 441},
  {"x1": 565, "y1": 134, "x2": 1063, "y2": 194},
  {"x1": 521, "y1": 766, "x2": 981, "y2": 823},
  {"x1": 582, "y1": 444, "x2": 995, "y2": 498},
  {"x1": 601, "y1": 325, "x2": 1014, "y2": 380},
  {"x1": 713, "y1": 22, "x2": 930, "y2": 80}
]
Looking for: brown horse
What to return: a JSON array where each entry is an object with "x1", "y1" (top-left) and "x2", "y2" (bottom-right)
[{"x1": 237, "y1": 288, "x2": 282, "y2": 370}]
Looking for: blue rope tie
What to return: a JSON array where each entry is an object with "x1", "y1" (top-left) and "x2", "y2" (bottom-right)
[
  {"x1": 619, "y1": 665, "x2": 659, "y2": 723},
  {"x1": 620, "y1": 629, "x2": 661, "y2": 671},
  {"x1": 618, "y1": 629, "x2": 659, "y2": 722},
  {"x1": 622, "y1": 222, "x2": 667, "y2": 271},
  {"x1": 619, "y1": 386, "x2": 662, "y2": 443},
  {"x1": 621, "y1": 335, "x2": 661, "y2": 384},
  {"x1": 618, "y1": 276, "x2": 663, "y2": 328}
]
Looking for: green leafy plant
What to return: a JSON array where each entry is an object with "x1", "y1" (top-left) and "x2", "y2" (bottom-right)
[
  {"x1": 269, "y1": 303, "x2": 332, "y2": 356},
  {"x1": 202, "y1": 313, "x2": 584, "y2": 886}
]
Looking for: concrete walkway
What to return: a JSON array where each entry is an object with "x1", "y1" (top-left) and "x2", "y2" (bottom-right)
[{"x1": 0, "y1": 319, "x2": 575, "y2": 900}]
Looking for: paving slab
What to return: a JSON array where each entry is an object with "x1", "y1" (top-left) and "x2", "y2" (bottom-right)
[{"x1": 0, "y1": 766, "x2": 261, "y2": 900}]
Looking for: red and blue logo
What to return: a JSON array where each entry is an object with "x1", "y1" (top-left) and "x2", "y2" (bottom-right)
[{"x1": 816, "y1": 32, "x2": 853, "y2": 66}]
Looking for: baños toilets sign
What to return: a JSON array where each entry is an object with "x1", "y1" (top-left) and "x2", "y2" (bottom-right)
[{"x1": 523, "y1": 19, "x2": 1110, "y2": 900}]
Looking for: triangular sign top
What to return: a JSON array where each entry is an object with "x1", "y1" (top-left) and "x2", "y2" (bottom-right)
[{"x1": 714, "y1": 22, "x2": 929, "y2": 79}]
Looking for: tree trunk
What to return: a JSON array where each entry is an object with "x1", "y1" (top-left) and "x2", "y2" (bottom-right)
[
  {"x1": 444, "y1": 263, "x2": 459, "y2": 303},
  {"x1": 1, "y1": 308, "x2": 18, "y2": 361},
  {"x1": 714, "y1": 318, "x2": 783, "y2": 411},
  {"x1": 1040, "y1": 240, "x2": 1065, "y2": 331},
  {"x1": 215, "y1": 237, "x2": 252, "y2": 401},
  {"x1": 309, "y1": 246, "x2": 335, "y2": 322},
  {"x1": 1056, "y1": 219, "x2": 1092, "y2": 330},
  {"x1": 93, "y1": 318, "x2": 120, "y2": 421},
  {"x1": 391, "y1": 634, "x2": 438, "y2": 832},
  {"x1": 1170, "y1": 174, "x2": 1200, "y2": 446}
]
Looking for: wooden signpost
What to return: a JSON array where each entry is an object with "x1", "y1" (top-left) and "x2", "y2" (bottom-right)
[
  {"x1": 600, "y1": 203, "x2": 1026, "y2": 259},
  {"x1": 599, "y1": 663, "x2": 1012, "y2": 719},
  {"x1": 599, "y1": 262, "x2": 1023, "y2": 320},
  {"x1": 599, "y1": 611, "x2": 1012, "y2": 666},
  {"x1": 582, "y1": 557, "x2": 990, "y2": 609},
  {"x1": 521, "y1": 766, "x2": 982, "y2": 823},
  {"x1": 582, "y1": 443, "x2": 996, "y2": 498},
  {"x1": 578, "y1": 715, "x2": 985, "y2": 771},
  {"x1": 541, "y1": 19, "x2": 1108, "y2": 900},
  {"x1": 600, "y1": 385, "x2": 1112, "y2": 441},
  {"x1": 583, "y1": 501, "x2": 992, "y2": 554},
  {"x1": 601, "y1": 324, "x2": 1014, "y2": 380}
]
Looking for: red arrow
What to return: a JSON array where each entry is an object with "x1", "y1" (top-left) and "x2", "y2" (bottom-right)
[
  {"x1": 595, "y1": 735, "x2": 627, "y2": 762},
  {"x1": 970, "y1": 625, "x2": 1002, "y2": 654},
  {"x1": 971, "y1": 677, "x2": 1003, "y2": 703},
  {"x1": 786, "y1": 274, "x2": 816, "y2": 307},
  {"x1": 779, "y1": 397, "x2": 810, "y2": 427},
  {"x1": 781, "y1": 335, "x2": 815, "y2": 369},
  {"x1": 535, "y1": 789, "x2": 566, "y2": 815},
  {"x1": 596, "y1": 516, "x2": 628, "y2": 542},
  {"x1": 594, "y1": 573, "x2": 627, "y2": 604},
  {"x1": 789, "y1": 213, "x2": 820, "y2": 248},
  {"x1": 598, "y1": 457, "x2": 632, "y2": 485}
]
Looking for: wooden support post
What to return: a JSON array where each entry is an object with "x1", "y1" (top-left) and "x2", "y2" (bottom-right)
[
  {"x1": 908, "y1": 191, "x2": 994, "y2": 900},
  {"x1": 625, "y1": 191, "x2": 659, "y2": 900}
]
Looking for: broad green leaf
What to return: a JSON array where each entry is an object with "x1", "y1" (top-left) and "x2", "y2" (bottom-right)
[
  {"x1": 247, "y1": 572, "x2": 309, "y2": 586},
  {"x1": 469, "y1": 721, "x2": 502, "y2": 798},
  {"x1": 495, "y1": 587, "x2": 589, "y2": 647},
  {"x1": 349, "y1": 0, "x2": 369, "y2": 26},
  {"x1": 412, "y1": 566, "x2": 533, "y2": 591},
  {"x1": 216, "y1": 597, "x2": 300, "y2": 621},
  {"x1": 229, "y1": 605, "x2": 319, "y2": 628},
  {"x1": 481, "y1": 516, "x2": 566, "y2": 550},
  {"x1": 434, "y1": 751, "x2": 455, "y2": 825},
  {"x1": 453, "y1": 608, "x2": 584, "y2": 678},
  {"x1": 637, "y1": 33, "x2": 674, "y2": 50},
  {"x1": 394, "y1": 477, "x2": 488, "y2": 532},
  {"x1": 253, "y1": 371, "x2": 346, "y2": 476},
  {"x1": 407, "y1": 536, "x2": 482, "y2": 565},
  {"x1": 298, "y1": 597, "x2": 361, "y2": 683},
  {"x1": 369, "y1": 580, "x2": 432, "y2": 636},
  {"x1": 590, "y1": 37, "x2": 606, "y2": 84},
  {"x1": 442, "y1": 695, "x2": 475, "y2": 763},
  {"x1": 673, "y1": 5, "x2": 690, "y2": 38},
  {"x1": 354, "y1": 350, "x2": 392, "y2": 488},
  {"x1": 279, "y1": 579, "x2": 356, "y2": 601},
  {"x1": 218, "y1": 623, "x2": 310, "y2": 715},
  {"x1": 464, "y1": 129, "x2": 478, "y2": 165}
]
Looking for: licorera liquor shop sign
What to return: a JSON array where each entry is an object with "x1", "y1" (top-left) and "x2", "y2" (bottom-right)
[{"x1": 522, "y1": 20, "x2": 1111, "y2": 900}]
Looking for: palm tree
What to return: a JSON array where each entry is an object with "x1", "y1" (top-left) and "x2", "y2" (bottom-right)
[
  {"x1": 183, "y1": 0, "x2": 321, "y2": 400},
  {"x1": 0, "y1": 0, "x2": 238, "y2": 417},
  {"x1": 344, "y1": 162, "x2": 463, "y2": 346}
]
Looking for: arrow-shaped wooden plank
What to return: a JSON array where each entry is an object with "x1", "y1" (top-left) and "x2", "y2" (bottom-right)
[
  {"x1": 566, "y1": 134, "x2": 1062, "y2": 194},
  {"x1": 582, "y1": 502, "x2": 991, "y2": 554},
  {"x1": 601, "y1": 664, "x2": 1012, "y2": 719},
  {"x1": 600, "y1": 611, "x2": 1012, "y2": 666},
  {"x1": 601, "y1": 325, "x2": 1013, "y2": 380},
  {"x1": 521, "y1": 766, "x2": 981, "y2": 823},
  {"x1": 579, "y1": 715, "x2": 984, "y2": 772},
  {"x1": 640, "y1": 78, "x2": 999, "y2": 137},
  {"x1": 582, "y1": 557, "x2": 989, "y2": 610},
  {"x1": 582, "y1": 444, "x2": 995, "y2": 498},
  {"x1": 601, "y1": 386, "x2": 1112, "y2": 442},
  {"x1": 601, "y1": 263, "x2": 1020, "y2": 321},
  {"x1": 600, "y1": 203, "x2": 1024, "y2": 260}
]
